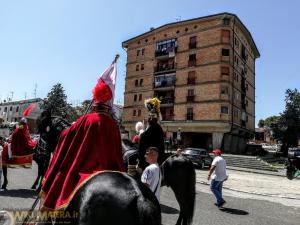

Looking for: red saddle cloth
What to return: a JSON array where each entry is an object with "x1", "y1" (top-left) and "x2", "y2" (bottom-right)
[
  {"x1": 2, "y1": 124, "x2": 37, "y2": 167},
  {"x1": 41, "y1": 112, "x2": 125, "y2": 210}
]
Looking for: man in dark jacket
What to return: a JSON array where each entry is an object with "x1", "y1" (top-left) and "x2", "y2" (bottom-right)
[{"x1": 138, "y1": 98, "x2": 165, "y2": 169}]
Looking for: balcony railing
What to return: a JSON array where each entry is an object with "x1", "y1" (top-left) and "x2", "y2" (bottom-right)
[
  {"x1": 154, "y1": 75, "x2": 176, "y2": 88},
  {"x1": 186, "y1": 95, "x2": 195, "y2": 102},
  {"x1": 154, "y1": 63, "x2": 175, "y2": 73},
  {"x1": 155, "y1": 46, "x2": 177, "y2": 57},
  {"x1": 188, "y1": 60, "x2": 196, "y2": 67},
  {"x1": 160, "y1": 97, "x2": 175, "y2": 105}
]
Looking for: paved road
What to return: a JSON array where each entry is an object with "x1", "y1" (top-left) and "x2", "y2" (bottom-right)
[{"x1": 1, "y1": 163, "x2": 300, "y2": 225}]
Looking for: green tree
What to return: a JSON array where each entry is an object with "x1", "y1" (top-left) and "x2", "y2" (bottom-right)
[
  {"x1": 258, "y1": 119, "x2": 265, "y2": 128},
  {"x1": 42, "y1": 83, "x2": 68, "y2": 117},
  {"x1": 42, "y1": 83, "x2": 80, "y2": 122},
  {"x1": 280, "y1": 89, "x2": 300, "y2": 148}
]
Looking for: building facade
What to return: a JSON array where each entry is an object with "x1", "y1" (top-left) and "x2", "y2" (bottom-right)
[
  {"x1": 122, "y1": 13, "x2": 260, "y2": 153},
  {"x1": 0, "y1": 98, "x2": 43, "y2": 133}
]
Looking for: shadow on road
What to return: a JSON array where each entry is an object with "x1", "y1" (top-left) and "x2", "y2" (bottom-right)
[
  {"x1": 0, "y1": 189, "x2": 37, "y2": 198},
  {"x1": 160, "y1": 204, "x2": 179, "y2": 214},
  {"x1": 219, "y1": 207, "x2": 249, "y2": 215}
]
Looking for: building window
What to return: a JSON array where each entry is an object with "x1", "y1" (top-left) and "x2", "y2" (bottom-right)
[
  {"x1": 16, "y1": 106, "x2": 19, "y2": 112},
  {"x1": 234, "y1": 72, "x2": 239, "y2": 82},
  {"x1": 221, "y1": 106, "x2": 229, "y2": 114},
  {"x1": 222, "y1": 49, "x2": 230, "y2": 56},
  {"x1": 4, "y1": 107, "x2": 7, "y2": 112},
  {"x1": 139, "y1": 94, "x2": 142, "y2": 101},
  {"x1": 133, "y1": 110, "x2": 136, "y2": 116},
  {"x1": 241, "y1": 44, "x2": 247, "y2": 61},
  {"x1": 139, "y1": 79, "x2": 143, "y2": 86},
  {"x1": 141, "y1": 64, "x2": 144, "y2": 70},
  {"x1": 185, "y1": 27, "x2": 189, "y2": 32},
  {"x1": 187, "y1": 89, "x2": 195, "y2": 102},
  {"x1": 188, "y1": 89, "x2": 194, "y2": 96},
  {"x1": 137, "y1": 50, "x2": 140, "y2": 56},
  {"x1": 187, "y1": 71, "x2": 196, "y2": 84},
  {"x1": 235, "y1": 38, "x2": 239, "y2": 48},
  {"x1": 221, "y1": 86, "x2": 229, "y2": 95},
  {"x1": 234, "y1": 109, "x2": 239, "y2": 118},
  {"x1": 235, "y1": 91, "x2": 239, "y2": 100},
  {"x1": 188, "y1": 54, "x2": 196, "y2": 67},
  {"x1": 223, "y1": 18, "x2": 230, "y2": 25},
  {"x1": 136, "y1": 65, "x2": 139, "y2": 71},
  {"x1": 135, "y1": 79, "x2": 138, "y2": 87},
  {"x1": 138, "y1": 109, "x2": 141, "y2": 116},
  {"x1": 221, "y1": 67, "x2": 229, "y2": 76},
  {"x1": 134, "y1": 94, "x2": 137, "y2": 102},
  {"x1": 187, "y1": 107, "x2": 193, "y2": 120},
  {"x1": 141, "y1": 48, "x2": 145, "y2": 55},
  {"x1": 189, "y1": 36, "x2": 197, "y2": 49},
  {"x1": 10, "y1": 106, "x2": 12, "y2": 111}
]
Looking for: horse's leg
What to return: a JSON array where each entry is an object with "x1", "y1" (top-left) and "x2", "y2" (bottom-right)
[
  {"x1": 1, "y1": 165, "x2": 8, "y2": 189},
  {"x1": 175, "y1": 212, "x2": 183, "y2": 225}
]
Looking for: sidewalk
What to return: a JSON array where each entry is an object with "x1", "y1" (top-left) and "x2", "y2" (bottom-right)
[{"x1": 196, "y1": 168, "x2": 300, "y2": 200}]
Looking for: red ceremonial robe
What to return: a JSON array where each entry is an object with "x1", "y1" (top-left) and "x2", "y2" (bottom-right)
[
  {"x1": 2, "y1": 124, "x2": 37, "y2": 167},
  {"x1": 41, "y1": 112, "x2": 125, "y2": 210}
]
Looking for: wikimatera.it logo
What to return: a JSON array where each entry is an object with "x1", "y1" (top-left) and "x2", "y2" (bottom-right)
[{"x1": 0, "y1": 210, "x2": 79, "y2": 224}]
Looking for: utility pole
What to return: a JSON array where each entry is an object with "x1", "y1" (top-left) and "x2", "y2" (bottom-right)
[
  {"x1": 24, "y1": 92, "x2": 27, "y2": 100},
  {"x1": 10, "y1": 91, "x2": 14, "y2": 101}
]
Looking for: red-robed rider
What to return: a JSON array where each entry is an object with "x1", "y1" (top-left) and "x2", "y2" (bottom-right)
[
  {"x1": 2, "y1": 105, "x2": 37, "y2": 167},
  {"x1": 41, "y1": 57, "x2": 125, "y2": 210}
]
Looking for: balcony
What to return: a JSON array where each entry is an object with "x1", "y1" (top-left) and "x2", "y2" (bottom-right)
[
  {"x1": 154, "y1": 75, "x2": 176, "y2": 89},
  {"x1": 155, "y1": 46, "x2": 177, "y2": 58},
  {"x1": 154, "y1": 62, "x2": 176, "y2": 74},
  {"x1": 188, "y1": 60, "x2": 196, "y2": 67},
  {"x1": 189, "y1": 42, "x2": 197, "y2": 49},
  {"x1": 160, "y1": 97, "x2": 175, "y2": 105},
  {"x1": 186, "y1": 95, "x2": 195, "y2": 103}
]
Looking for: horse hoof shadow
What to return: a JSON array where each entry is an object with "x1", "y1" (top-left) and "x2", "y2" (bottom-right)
[
  {"x1": 160, "y1": 204, "x2": 179, "y2": 214},
  {"x1": 219, "y1": 207, "x2": 249, "y2": 215}
]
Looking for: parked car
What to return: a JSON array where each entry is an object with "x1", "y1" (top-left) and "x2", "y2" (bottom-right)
[{"x1": 182, "y1": 147, "x2": 213, "y2": 169}]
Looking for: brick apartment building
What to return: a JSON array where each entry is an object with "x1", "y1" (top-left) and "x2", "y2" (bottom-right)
[{"x1": 122, "y1": 13, "x2": 260, "y2": 153}]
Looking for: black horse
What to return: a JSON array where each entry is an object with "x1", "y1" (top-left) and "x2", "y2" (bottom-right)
[
  {"x1": 31, "y1": 112, "x2": 71, "y2": 191},
  {"x1": 37, "y1": 172, "x2": 161, "y2": 225}
]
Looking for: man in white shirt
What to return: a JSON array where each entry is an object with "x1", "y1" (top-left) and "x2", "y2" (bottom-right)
[
  {"x1": 141, "y1": 147, "x2": 162, "y2": 201},
  {"x1": 208, "y1": 149, "x2": 227, "y2": 208}
]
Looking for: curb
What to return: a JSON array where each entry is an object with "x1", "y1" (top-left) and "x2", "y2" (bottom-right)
[
  {"x1": 226, "y1": 166, "x2": 286, "y2": 177},
  {"x1": 196, "y1": 180, "x2": 300, "y2": 200}
]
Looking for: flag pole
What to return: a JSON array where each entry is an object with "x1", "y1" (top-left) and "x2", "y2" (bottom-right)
[{"x1": 84, "y1": 54, "x2": 120, "y2": 115}]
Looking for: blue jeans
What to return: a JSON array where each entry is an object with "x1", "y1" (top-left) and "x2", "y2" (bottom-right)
[{"x1": 210, "y1": 179, "x2": 224, "y2": 205}]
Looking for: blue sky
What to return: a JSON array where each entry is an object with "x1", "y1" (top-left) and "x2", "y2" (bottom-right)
[{"x1": 0, "y1": 0, "x2": 299, "y2": 125}]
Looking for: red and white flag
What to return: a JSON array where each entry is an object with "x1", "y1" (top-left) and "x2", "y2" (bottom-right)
[{"x1": 92, "y1": 58, "x2": 118, "y2": 106}]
